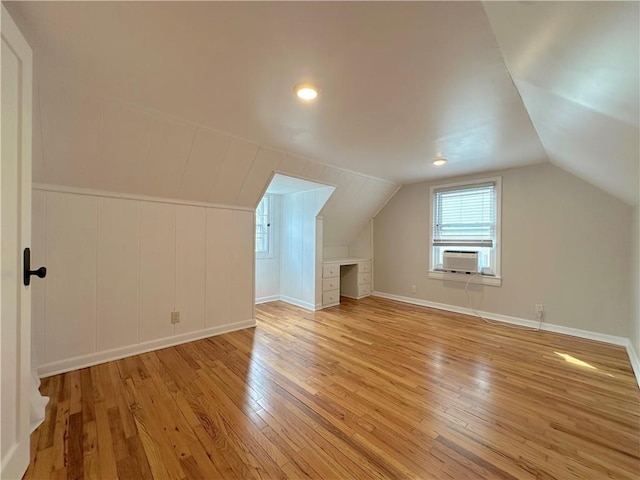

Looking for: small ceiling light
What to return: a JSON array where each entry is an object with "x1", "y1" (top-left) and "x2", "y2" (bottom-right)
[
  {"x1": 433, "y1": 158, "x2": 447, "y2": 166},
  {"x1": 294, "y1": 83, "x2": 319, "y2": 101}
]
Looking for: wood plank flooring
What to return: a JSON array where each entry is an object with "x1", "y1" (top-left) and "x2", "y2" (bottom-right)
[{"x1": 24, "y1": 297, "x2": 640, "y2": 479}]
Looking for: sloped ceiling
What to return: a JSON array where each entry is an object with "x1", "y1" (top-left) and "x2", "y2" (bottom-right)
[
  {"x1": 8, "y1": 1, "x2": 548, "y2": 184},
  {"x1": 483, "y1": 1, "x2": 639, "y2": 205},
  {"x1": 4, "y1": 0, "x2": 639, "y2": 244},
  {"x1": 31, "y1": 89, "x2": 397, "y2": 247}
]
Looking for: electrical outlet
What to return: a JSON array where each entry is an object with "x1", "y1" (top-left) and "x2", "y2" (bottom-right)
[
  {"x1": 411, "y1": 285, "x2": 417, "y2": 294},
  {"x1": 171, "y1": 311, "x2": 181, "y2": 324},
  {"x1": 535, "y1": 304, "x2": 544, "y2": 319}
]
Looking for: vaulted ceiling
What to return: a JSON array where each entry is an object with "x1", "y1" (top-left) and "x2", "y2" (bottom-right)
[
  {"x1": 4, "y1": 2, "x2": 639, "y2": 226},
  {"x1": 484, "y1": 1, "x2": 639, "y2": 205}
]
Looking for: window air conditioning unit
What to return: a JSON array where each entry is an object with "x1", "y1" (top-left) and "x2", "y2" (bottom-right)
[{"x1": 443, "y1": 251, "x2": 478, "y2": 274}]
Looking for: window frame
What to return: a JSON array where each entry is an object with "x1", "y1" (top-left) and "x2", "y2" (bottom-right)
[
  {"x1": 428, "y1": 176, "x2": 502, "y2": 287},
  {"x1": 255, "y1": 194, "x2": 274, "y2": 259}
]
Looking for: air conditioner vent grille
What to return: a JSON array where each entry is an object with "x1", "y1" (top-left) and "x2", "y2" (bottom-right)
[{"x1": 443, "y1": 251, "x2": 478, "y2": 274}]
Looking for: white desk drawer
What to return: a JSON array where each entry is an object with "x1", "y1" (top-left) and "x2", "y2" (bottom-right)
[
  {"x1": 357, "y1": 273, "x2": 370, "y2": 285},
  {"x1": 322, "y1": 278, "x2": 339, "y2": 291},
  {"x1": 358, "y1": 261, "x2": 371, "y2": 273},
  {"x1": 323, "y1": 289, "x2": 340, "y2": 305},
  {"x1": 357, "y1": 284, "x2": 371, "y2": 297},
  {"x1": 322, "y1": 265, "x2": 339, "y2": 278}
]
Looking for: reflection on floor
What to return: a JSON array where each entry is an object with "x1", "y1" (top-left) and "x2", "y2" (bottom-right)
[{"x1": 25, "y1": 297, "x2": 640, "y2": 479}]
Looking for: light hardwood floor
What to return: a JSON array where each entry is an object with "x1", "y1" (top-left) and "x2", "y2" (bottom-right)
[{"x1": 24, "y1": 297, "x2": 640, "y2": 479}]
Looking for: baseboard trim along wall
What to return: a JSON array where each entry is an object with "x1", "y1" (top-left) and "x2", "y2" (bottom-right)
[
  {"x1": 625, "y1": 341, "x2": 640, "y2": 388},
  {"x1": 372, "y1": 291, "x2": 639, "y2": 388},
  {"x1": 38, "y1": 319, "x2": 255, "y2": 378},
  {"x1": 256, "y1": 296, "x2": 321, "y2": 311},
  {"x1": 255, "y1": 295, "x2": 281, "y2": 305},
  {"x1": 279, "y1": 295, "x2": 317, "y2": 311}
]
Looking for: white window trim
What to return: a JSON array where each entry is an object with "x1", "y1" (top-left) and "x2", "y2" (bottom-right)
[
  {"x1": 256, "y1": 194, "x2": 274, "y2": 259},
  {"x1": 428, "y1": 176, "x2": 502, "y2": 287}
]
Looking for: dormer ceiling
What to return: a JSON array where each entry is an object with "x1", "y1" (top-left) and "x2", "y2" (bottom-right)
[{"x1": 4, "y1": 1, "x2": 638, "y2": 206}]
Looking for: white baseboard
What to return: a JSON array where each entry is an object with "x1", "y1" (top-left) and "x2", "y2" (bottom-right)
[
  {"x1": 255, "y1": 295, "x2": 281, "y2": 304},
  {"x1": 256, "y1": 296, "x2": 323, "y2": 311},
  {"x1": 1, "y1": 442, "x2": 27, "y2": 480},
  {"x1": 279, "y1": 295, "x2": 317, "y2": 311},
  {"x1": 37, "y1": 319, "x2": 256, "y2": 378},
  {"x1": 626, "y1": 341, "x2": 640, "y2": 388},
  {"x1": 372, "y1": 291, "x2": 629, "y2": 346}
]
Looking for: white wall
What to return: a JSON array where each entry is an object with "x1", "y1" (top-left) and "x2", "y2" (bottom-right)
[
  {"x1": 31, "y1": 187, "x2": 255, "y2": 376},
  {"x1": 374, "y1": 163, "x2": 632, "y2": 337},
  {"x1": 348, "y1": 220, "x2": 373, "y2": 259},
  {"x1": 255, "y1": 195, "x2": 281, "y2": 302},
  {"x1": 631, "y1": 204, "x2": 640, "y2": 365},
  {"x1": 323, "y1": 245, "x2": 348, "y2": 259},
  {"x1": 281, "y1": 188, "x2": 333, "y2": 310}
]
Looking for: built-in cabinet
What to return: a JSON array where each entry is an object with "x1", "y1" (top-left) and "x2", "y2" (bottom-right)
[{"x1": 321, "y1": 258, "x2": 372, "y2": 308}]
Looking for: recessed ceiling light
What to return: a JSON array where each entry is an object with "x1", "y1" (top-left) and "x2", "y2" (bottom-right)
[
  {"x1": 294, "y1": 83, "x2": 319, "y2": 101},
  {"x1": 433, "y1": 158, "x2": 447, "y2": 166}
]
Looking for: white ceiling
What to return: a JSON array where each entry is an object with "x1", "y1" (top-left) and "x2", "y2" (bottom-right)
[
  {"x1": 266, "y1": 174, "x2": 333, "y2": 196},
  {"x1": 484, "y1": 1, "x2": 639, "y2": 205},
  {"x1": 4, "y1": 1, "x2": 638, "y2": 205}
]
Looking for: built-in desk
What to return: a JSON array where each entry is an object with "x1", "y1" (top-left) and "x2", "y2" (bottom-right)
[{"x1": 321, "y1": 257, "x2": 371, "y2": 308}]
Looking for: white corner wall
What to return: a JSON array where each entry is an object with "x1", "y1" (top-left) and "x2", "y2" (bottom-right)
[
  {"x1": 373, "y1": 163, "x2": 632, "y2": 338},
  {"x1": 31, "y1": 186, "x2": 255, "y2": 377},
  {"x1": 280, "y1": 188, "x2": 333, "y2": 310}
]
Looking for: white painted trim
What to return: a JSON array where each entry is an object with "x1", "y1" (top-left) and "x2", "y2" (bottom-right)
[
  {"x1": 428, "y1": 176, "x2": 502, "y2": 278},
  {"x1": 255, "y1": 295, "x2": 281, "y2": 304},
  {"x1": 372, "y1": 291, "x2": 629, "y2": 345},
  {"x1": 37, "y1": 319, "x2": 255, "y2": 378},
  {"x1": 33, "y1": 183, "x2": 254, "y2": 212},
  {"x1": 541, "y1": 323, "x2": 628, "y2": 346},
  {"x1": 625, "y1": 341, "x2": 640, "y2": 389},
  {"x1": 319, "y1": 302, "x2": 339, "y2": 309},
  {"x1": 323, "y1": 257, "x2": 370, "y2": 265},
  {"x1": 428, "y1": 270, "x2": 502, "y2": 287},
  {"x1": 341, "y1": 293, "x2": 371, "y2": 301},
  {"x1": 0, "y1": 444, "x2": 20, "y2": 480},
  {"x1": 280, "y1": 295, "x2": 317, "y2": 311}
]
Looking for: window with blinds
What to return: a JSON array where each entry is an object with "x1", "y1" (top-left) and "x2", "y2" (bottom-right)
[
  {"x1": 256, "y1": 194, "x2": 272, "y2": 257},
  {"x1": 430, "y1": 178, "x2": 501, "y2": 276}
]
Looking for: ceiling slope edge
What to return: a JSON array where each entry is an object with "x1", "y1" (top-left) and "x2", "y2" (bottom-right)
[{"x1": 483, "y1": 1, "x2": 640, "y2": 206}]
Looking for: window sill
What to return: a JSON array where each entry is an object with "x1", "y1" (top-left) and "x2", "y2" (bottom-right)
[{"x1": 428, "y1": 270, "x2": 502, "y2": 287}]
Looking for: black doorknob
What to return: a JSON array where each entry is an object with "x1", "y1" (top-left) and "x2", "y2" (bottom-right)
[{"x1": 23, "y1": 248, "x2": 47, "y2": 286}]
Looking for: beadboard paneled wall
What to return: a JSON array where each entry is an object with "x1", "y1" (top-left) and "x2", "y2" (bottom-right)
[
  {"x1": 31, "y1": 187, "x2": 255, "y2": 376},
  {"x1": 31, "y1": 95, "x2": 399, "y2": 249}
]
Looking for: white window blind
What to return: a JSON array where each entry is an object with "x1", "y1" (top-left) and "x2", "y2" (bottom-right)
[{"x1": 433, "y1": 182, "x2": 496, "y2": 248}]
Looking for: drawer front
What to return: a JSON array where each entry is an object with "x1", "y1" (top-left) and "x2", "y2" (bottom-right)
[
  {"x1": 357, "y1": 273, "x2": 370, "y2": 285},
  {"x1": 322, "y1": 278, "x2": 339, "y2": 292},
  {"x1": 357, "y1": 284, "x2": 371, "y2": 297},
  {"x1": 322, "y1": 265, "x2": 339, "y2": 278},
  {"x1": 323, "y1": 289, "x2": 340, "y2": 305},
  {"x1": 358, "y1": 261, "x2": 371, "y2": 273}
]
